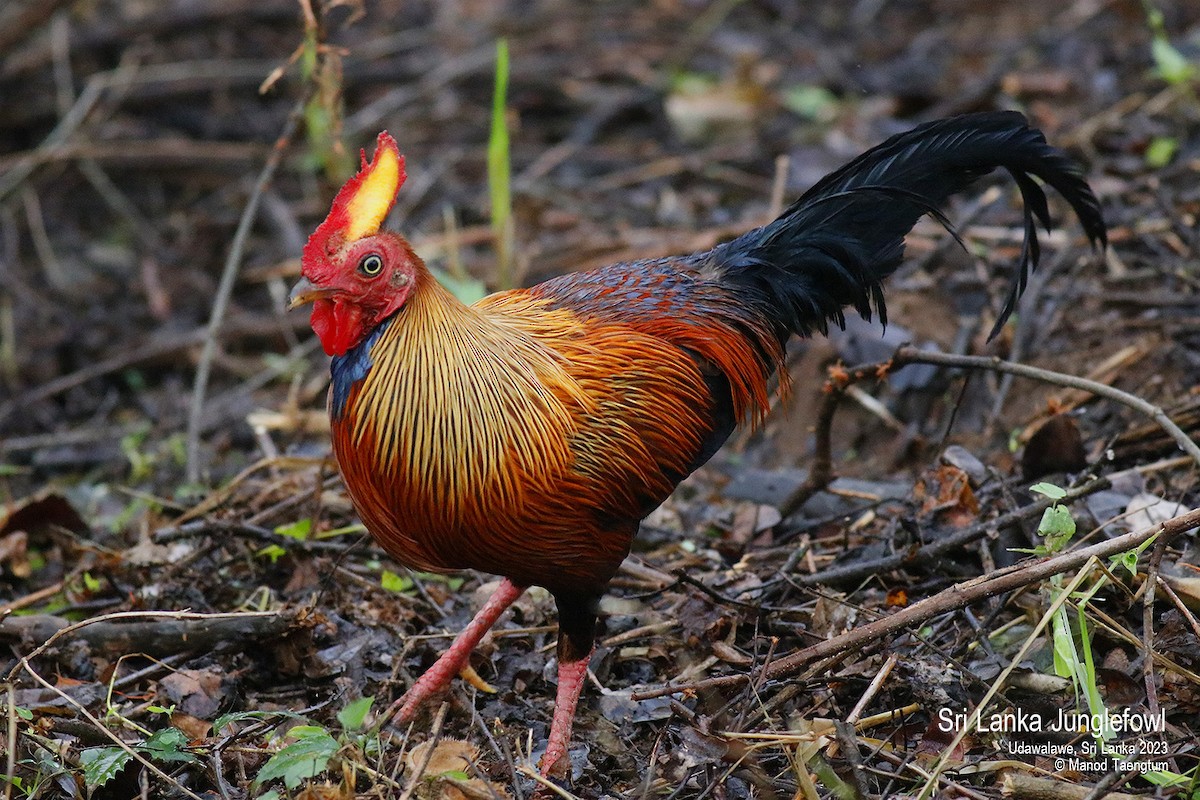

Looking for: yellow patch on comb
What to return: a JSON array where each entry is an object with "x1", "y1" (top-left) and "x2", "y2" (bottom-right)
[{"x1": 344, "y1": 132, "x2": 404, "y2": 241}]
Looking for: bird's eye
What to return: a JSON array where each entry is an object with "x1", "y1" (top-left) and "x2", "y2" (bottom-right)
[{"x1": 358, "y1": 253, "x2": 384, "y2": 277}]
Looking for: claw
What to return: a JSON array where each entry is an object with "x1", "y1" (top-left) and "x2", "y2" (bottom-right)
[{"x1": 459, "y1": 663, "x2": 498, "y2": 694}]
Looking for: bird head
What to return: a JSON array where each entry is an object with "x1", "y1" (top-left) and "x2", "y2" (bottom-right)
[{"x1": 290, "y1": 132, "x2": 421, "y2": 356}]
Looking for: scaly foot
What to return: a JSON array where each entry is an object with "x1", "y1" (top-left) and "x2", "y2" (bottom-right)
[{"x1": 383, "y1": 578, "x2": 526, "y2": 725}]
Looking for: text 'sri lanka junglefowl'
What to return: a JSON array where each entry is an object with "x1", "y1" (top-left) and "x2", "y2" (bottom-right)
[{"x1": 288, "y1": 111, "x2": 1106, "y2": 778}]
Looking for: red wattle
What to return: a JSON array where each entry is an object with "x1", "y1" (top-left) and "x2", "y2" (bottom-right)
[{"x1": 310, "y1": 299, "x2": 363, "y2": 357}]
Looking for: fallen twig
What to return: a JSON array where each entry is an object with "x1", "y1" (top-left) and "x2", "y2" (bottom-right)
[
  {"x1": 783, "y1": 343, "x2": 1198, "y2": 520},
  {"x1": 778, "y1": 366, "x2": 849, "y2": 517},
  {"x1": 891, "y1": 345, "x2": 1200, "y2": 468},
  {"x1": 788, "y1": 476, "x2": 1110, "y2": 588},
  {"x1": 3, "y1": 609, "x2": 303, "y2": 672},
  {"x1": 185, "y1": 97, "x2": 306, "y2": 483},
  {"x1": 17, "y1": 659, "x2": 207, "y2": 800},
  {"x1": 0, "y1": 0, "x2": 74, "y2": 54},
  {"x1": 397, "y1": 702, "x2": 449, "y2": 800},
  {"x1": 1140, "y1": 535, "x2": 1169, "y2": 747},
  {"x1": 516, "y1": 765, "x2": 583, "y2": 800},
  {"x1": 0, "y1": 315, "x2": 310, "y2": 427},
  {"x1": 1001, "y1": 771, "x2": 1142, "y2": 800},
  {"x1": 631, "y1": 506, "x2": 1200, "y2": 700},
  {"x1": 154, "y1": 518, "x2": 364, "y2": 555}
]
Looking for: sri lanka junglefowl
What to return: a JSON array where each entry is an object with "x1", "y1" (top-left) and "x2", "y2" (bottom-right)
[{"x1": 288, "y1": 111, "x2": 1105, "y2": 779}]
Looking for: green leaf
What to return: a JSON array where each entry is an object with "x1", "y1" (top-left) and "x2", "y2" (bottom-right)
[
  {"x1": 669, "y1": 70, "x2": 716, "y2": 94},
  {"x1": 254, "y1": 726, "x2": 338, "y2": 789},
  {"x1": 1145, "y1": 136, "x2": 1179, "y2": 168},
  {"x1": 1051, "y1": 605, "x2": 1080, "y2": 684},
  {"x1": 274, "y1": 518, "x2": 312, "y2": 540},
  {"x1": 1140, "y1": 769, "x2": 1191, "y2": 787},
  {"x1": 14, "y1": 706, "x2": 33, "y2": 721},
  {"x1": 1029, "y1": 482, "x2": 1068, "y2": 500},
  {"x1": 1110, "y1": 548, "x2": 1140, "y2": 576},
  {"x1": 1108, "y1": 532, "x2": 1159, "y2": 577},
  {"x1": 80, "y1": 747, "x2": 133, "y2": 788},
  {"x1": 781, "y1": 84, "x2": 839, "y2": 122},
  {"x1": 257, "y1": 544, "x2": 287, "y2": 564},
  {"x1": 141, "y1": 727, "x2": 199, "y2": 764},
  {"x1": 336, "y1": 697, "x2": 374, "y2": 731},
  {"x1": 1145, "y1": 4, "x2": 1197, "y2": 86},
  {"x1": 317, "y1": 522, "x2": 367, "y2": 539},
  {"x1": 380, "y1": 569, "x2": 413, "y2": 593},
  {"x1": 1076, "y1": 605, "x2": 1112, "y2": 741},
  {"x1": 1151, "y1": 36, "x2": 1195, "y2": 85},
  {"x1": 412, "y1": 571, "x2": 465, "y2": 591},
  {"x1": 82, "y1": 572, "x2": 102, "y2": 592},
  {"x1": 488, "y1": 38, "x2": 514, "y2": 289},
  {"x1": 1037, "y1": 505, "x2": 1076, "y2": 553}
]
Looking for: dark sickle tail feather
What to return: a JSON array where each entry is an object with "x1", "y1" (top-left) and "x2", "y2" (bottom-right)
[{"x1": 716, "y1": 111, "x2": 1107, "y2": 342}]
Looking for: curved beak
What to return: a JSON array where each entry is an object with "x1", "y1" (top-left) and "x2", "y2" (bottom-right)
[{"x1": 288, "y1": 277, "x2": 333, "y2": 310}]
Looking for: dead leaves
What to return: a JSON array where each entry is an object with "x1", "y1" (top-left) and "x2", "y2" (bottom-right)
[
  {"x1": 0, "y1": 493, "x2": 89, "y2": 579},
  {"x1": 403, "y1": 739, "x2": 511, "y2": 800},
  {"x1": 913, "y1": 464, "x2": 980, "y2": 528},
  {"x1": 158, "y1": 668, "x2": 231, "y2": 721}
]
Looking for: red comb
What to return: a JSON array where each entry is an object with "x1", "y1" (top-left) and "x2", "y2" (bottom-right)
[{"x1": 303, "y1": 132, "x2": 406, "y2": 275}]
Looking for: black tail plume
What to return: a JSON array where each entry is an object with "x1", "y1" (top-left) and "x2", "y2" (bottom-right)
[{"x1": 715, "y1": 111, "x2": 1107, "y2": 342}]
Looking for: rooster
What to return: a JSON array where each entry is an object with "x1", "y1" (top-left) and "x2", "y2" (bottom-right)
[{"x1": 288, "y1": 112, "x2": 1105, "y2": 779}]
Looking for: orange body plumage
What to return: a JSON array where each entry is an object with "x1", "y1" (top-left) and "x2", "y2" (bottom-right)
[{"x1": 332, "y1": 262, "x2": 778, "y2": 597}]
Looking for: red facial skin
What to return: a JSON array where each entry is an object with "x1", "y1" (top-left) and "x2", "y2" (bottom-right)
[{"x1": 303, "y1": 233, "x2": 419, "y2": 357}]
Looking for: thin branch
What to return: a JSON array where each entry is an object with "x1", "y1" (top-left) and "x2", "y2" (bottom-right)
[
  {"x1": 631, "y1": 506, "x2": 1200, "y2": 701},
  {"x1": 890, "y1": 345, "x2": 1200, "y2": 468},
  {"x1": 784, "y1": 346, "x2": 1199, "y2": 525},
  {"x1": 17, "y1": 660, "x2": 207, "y2": 800},
  {"x1": 1140, "y1": 535, "x2": 1170, "y2": 724},
  {"x1": 397, "y1": 703, "x2": 449, "y2": 800},
  {"x1": 789, "y1": 476, "x2": 1110, "y2": 588},
  {"x1": 185, "y1": 98, "x2": 305, "y2": 483},
  {"x1": 0, "y1": 315, "x2": 310, "y2": 427},
  {"x1": 5, "y1": 609, "x2": 291, "y2": 681},
  {"x1": 779, "y1": 374, "x2": 846, "y2": 517},
  {"x1": 0, "y1": 64, "x2": 113, "y2": 202},
  {"x1": 0, "y1": 0, "x2": 75, "y2": 54},
  {"x1": 1002, "y1": 773, "x2": 1143, "y2": 800}
]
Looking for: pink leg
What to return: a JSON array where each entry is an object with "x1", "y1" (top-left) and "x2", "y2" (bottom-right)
[
  {"x1": 388, "y1": 578, "x2": 526, "y2": 725},
  {"x1": 538, "y1": 648, "x2": 592, "y2": 780}
]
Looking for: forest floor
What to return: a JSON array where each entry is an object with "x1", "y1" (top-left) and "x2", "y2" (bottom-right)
[{"x1": 1, "y1": 1, "x2": 1199, "y2": 798}]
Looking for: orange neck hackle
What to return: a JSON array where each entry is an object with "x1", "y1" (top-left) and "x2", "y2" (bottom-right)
[{"x1": 333, "y1": 275, "x2": 593, "y2": 533}]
